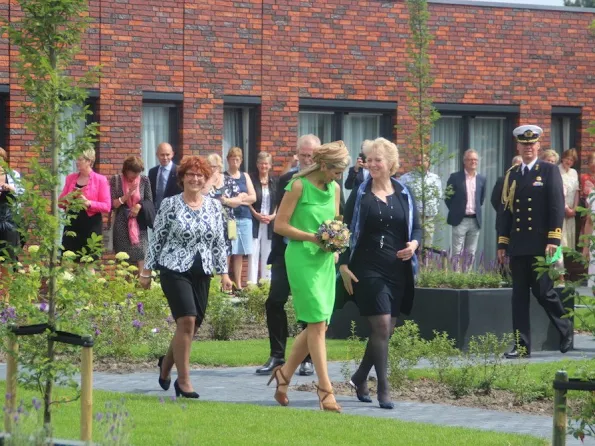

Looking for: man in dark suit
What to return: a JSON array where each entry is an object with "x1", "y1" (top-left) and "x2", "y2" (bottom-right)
[
  {"x1": 344, "y1": 141, "x2": 371, "y2": 190},
  {"x1": 445, "y1": 149, "x2": 487, "y2": 261},
  {"x1": 148, "y1": 142, "x2": 182, "y2": 211},
  {"x1": 255, "y1": 134, "x2": 320, "y2": 376},
  {"x1": 497, "y1": 125, "x2": 572, "y2": 358}
]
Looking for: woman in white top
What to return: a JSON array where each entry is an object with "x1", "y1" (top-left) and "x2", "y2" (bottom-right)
[
  {"x1": 559, "y1": 149, "x2": 579, "y2": 250},
  {"x1": 248, "y1": 152, "x2": 278, "y2": 284}
]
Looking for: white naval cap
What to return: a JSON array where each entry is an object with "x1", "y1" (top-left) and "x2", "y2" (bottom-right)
[{"x1": 513, "y1": 125, "x2": 543, "y2": 144}]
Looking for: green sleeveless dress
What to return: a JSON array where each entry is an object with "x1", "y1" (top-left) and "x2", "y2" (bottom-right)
[{"x1": 285, "y1": 177, "x2": 336, "y2": 324}]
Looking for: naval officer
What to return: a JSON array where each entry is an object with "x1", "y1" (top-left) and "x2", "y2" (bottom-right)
[{"x1": 497, "y1": 125, "x2": 572, "y2": 358}]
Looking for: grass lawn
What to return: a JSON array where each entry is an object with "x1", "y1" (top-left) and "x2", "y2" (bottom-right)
[
  {"x1": 130, "y1": 338, "x2": 353, "y2": 367},
  {"x1": 0, "y1": 382, "x2": 547, "y2": 446}
]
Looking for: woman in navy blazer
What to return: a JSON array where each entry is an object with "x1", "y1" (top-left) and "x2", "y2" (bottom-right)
[{"x1": 338, "y1": 138, "x2": 421, "y2": 410}]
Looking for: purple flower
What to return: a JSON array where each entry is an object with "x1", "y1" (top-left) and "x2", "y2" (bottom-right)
[
  {"x1": 38, "y1": 302, "x2": 48, "y2": 312},
  {"x1": 31, "y1": 398, "x2": 41, "y2": 411},
  {"x1": 127, "y1": 293, "x2": 134, "y2": 299},
  {"x1": 132, "y1": 320, "x2": 142, "y2": 329},
  {"x1": 1, "y1": 307, "x2": 17, "y2": 323},
  {"x1": 95, "y1": 329, "x2": 101, "y2": 336},
  {"x1": 96, "y1": 412, "x2": 103, "y2": 422},
  {"x1": 137, "y1": 302, "x2": 145, "y2": 316},
  {"x1": 166, "y1": 316, "x2": 174, "y2": 324}
]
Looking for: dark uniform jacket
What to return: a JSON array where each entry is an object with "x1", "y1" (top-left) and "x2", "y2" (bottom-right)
[
  {"x1": 249, "y1": 172, "x2": 279, "y2": 240},
  {"x1": 497, "y1": 160, "x2": 564, "y2": 257},
  {"x1": 445, "y1": 170, "x2": 487, "y2": 228}
]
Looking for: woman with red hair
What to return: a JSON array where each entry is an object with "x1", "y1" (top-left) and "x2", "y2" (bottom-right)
[{"x1": 140, "y1": 155, "x2": 232, "y2": 399}]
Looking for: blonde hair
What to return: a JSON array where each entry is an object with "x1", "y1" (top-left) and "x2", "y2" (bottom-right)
[
  {"x1": 207, "y1": 153, "x2": 223, "y2": 170},
  {"x1": 0, "y1": 147, "x2": 7, "y2": 163},
  {"x1": 293, "y1": 140, "x2": 350, "y2": 179},
  {"x1": 81, "y1": 148, "x2": 96, "y2": 165},
  {"x1": 541, "y1": 149, "x2": 559, "y2": 164},
  {"x1": 363, "y1": 137, "x2": 400, "y2": 176},
  {"x1": 562, "y1": 148, "x2": 578, "y2": 164},
  {"x1": 256, "y1": 151, "x2": 272, "y2": 164},
  {"x1": 227, "y1": 146, "x2": 243, "y2": 161}
]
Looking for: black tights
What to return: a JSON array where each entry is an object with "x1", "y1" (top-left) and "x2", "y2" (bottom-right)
[{"x1": 351, "y1": 314, "x2": 397, "y2": 403}]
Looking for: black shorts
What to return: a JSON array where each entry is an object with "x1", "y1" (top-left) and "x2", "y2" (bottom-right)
[
  {"x1": 159, "y1": 258, "x2": 211, "y2": 324},
  {"x1": 352, "y1": 276, "x2": 403, "y2": 317}
]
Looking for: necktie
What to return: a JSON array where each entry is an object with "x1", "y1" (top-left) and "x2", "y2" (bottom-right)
[
  {"x1": 156, "y1": 166, "x2": 166, "y2": 207},
  {"x1": 523, "y1": 165, "x2": 529, "y2": 176}
]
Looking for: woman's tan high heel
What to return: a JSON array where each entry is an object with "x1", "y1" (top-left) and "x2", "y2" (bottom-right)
[
  {"x1": 267, "y1": 365, "x2": 289, "y2": 406},
  {"x1": 315, "y1": 385, "x2": 342, "y2": 412}
]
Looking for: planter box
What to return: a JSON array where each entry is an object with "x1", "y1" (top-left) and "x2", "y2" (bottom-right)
[{"x1": 329, "y1": 287, "x2": 574, "y2": 351}]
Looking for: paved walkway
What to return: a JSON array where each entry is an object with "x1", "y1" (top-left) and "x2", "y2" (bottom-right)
[{"x1": 2, "y1": 334, "x2": 594, "y2": 445}]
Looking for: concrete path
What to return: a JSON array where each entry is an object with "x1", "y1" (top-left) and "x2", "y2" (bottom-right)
[{"x1": 2, "y1": 334, "x2": 594, "y2": 445}]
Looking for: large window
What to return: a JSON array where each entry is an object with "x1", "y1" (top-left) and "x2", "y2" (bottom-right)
[
  {"x1": 431, "y1": 105, "x2": 518, "y2": 265},
  {"x1": 298, "y1": 99, "x2": 396, "y2": 192},
  {"x1": 551, "y1": 107, "x2": 581, "y2": 155},
  {"x1": 141, "y1": 92, "x2": 182, "y2": 171},
  {"x1": 223, "y1": 96, "x2": 259, "y2": 172}
]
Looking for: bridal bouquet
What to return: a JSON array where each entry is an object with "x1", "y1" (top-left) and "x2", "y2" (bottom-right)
[{"x1": 315, "y1": 217, "x2": 350, "y2": 253}]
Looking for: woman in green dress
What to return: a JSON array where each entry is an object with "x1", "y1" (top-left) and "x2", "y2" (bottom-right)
[{"x1": 268, "y1": 140, "x2": 350, "y2": 412}]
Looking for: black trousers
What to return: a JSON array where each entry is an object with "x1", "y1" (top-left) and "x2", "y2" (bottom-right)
[
  {"x1": 265, "y1": 257, "x2": 309, "y2": 360},
  {"x1": 510, "y1": 255, "x2": 571, "y2": 352}
]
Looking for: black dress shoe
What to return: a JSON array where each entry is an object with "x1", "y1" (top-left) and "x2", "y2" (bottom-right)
[
  {"x1": 560, "y1": 334, "x2": 573, "y2": 354},
  {"x1": 157, "y1": 355, "x2": 171, "y2": 391},
  {"x1": 298, "y1": 360, "x2": 314, "y2": 376},
  {"x1": 256, "y1": 357, "x2": 285, "y2": 375},
  {"x1": 504, "y1": 348, "x2": 531, "y2": 359}
]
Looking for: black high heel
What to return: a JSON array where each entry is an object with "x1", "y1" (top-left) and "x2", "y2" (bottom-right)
[
  {"x1": 174, "y1": 380, "x2": 199, "y2": 399},
  {"x1": 157, "y1": 356, "x2": 171, "y2": 391},
  {"x1": 349, "y1": 379, "x2": 372, "y2": 403}
]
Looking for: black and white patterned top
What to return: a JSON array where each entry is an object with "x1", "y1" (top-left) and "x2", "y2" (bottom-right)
[
  {"x1": 207, "y1": 175, "x2": 240, "y2": 221},
  {"x1": 145, "y1": 194, "x2": 228, "y2": 274}
]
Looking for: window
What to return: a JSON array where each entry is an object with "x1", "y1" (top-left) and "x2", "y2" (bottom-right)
[
  {"x1": 551, "y1": 107, "x2": 581, "y2": 155},
  {"x1": 0, "y1": 88, "x2": 7, "y2": 151},
  {"x1": 298, "y1": 99, "x2": 396, "y2": 192},
  {"x1": 141, "y1": 92, "x2": 182, "y2": 171},
  {"x1": 59, "y1": 94, "x2": 99, "y2": 188},
  {"x1": 222, "y1": 96, "x2": 259, "y2": 172},
  {"x1": 430, "y1": 105, "x2": 518, "y2": 265}
]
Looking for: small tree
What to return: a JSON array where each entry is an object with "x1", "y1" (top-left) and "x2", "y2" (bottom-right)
[
  {"x1": 403, "y1": 0, "x2": 448, "y2": 251},
  {"x1": 2, "y1": 0, "x2": 98, "y2": 428}
]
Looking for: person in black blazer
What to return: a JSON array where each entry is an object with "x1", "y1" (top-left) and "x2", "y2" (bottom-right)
[
  {"x1": 148, "y1": 142, "x2": 183, "y2": 211},
  {"x1": 339, "y1": 137, "x2": 421, "y2": 409},
  {"x1": 497, "y1": 125, "x2": 572, "y2": 358},
  {"x1": 248, "y1": 152, "x2": 279, "y2": 284},
  {"x1": 444, "y1": 149, "x2": 486, "y2": 262},
  {"x1": 255, "y1": 134, "x2": 320, "y2": 376},
  {"x1": 344, "y1": 141, "x2": 372, "y2": 190}
]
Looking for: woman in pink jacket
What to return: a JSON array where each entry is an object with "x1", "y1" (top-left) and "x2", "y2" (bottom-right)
[{"x1": 59, "y1": 148, "x2": 111, "y2": 259}]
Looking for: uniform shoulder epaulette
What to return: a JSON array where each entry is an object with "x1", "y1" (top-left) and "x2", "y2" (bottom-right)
[{"x1": 501, "y1": 167, "x2": 517, "y2": 212}]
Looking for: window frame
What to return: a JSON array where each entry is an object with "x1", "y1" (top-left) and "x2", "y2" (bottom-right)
[{"x1": 223, "y1": 95, "x2": 260, "y2": 172}]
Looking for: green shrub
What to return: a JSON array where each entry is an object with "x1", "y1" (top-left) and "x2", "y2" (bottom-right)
[
  {"x1": 388, "y1": 320, "x2": 426, "y2": 389},
  {"x1": 467, "y1": 332, "x2": 512, "y2": 395},
  {"x1": 424, "y1": 331, "x2": 458, "y2": 384},
  {"x1": 417, "y1": 269, "x2": 503, "y2": 289},
  {"x1": 206, "y1": 278, "x2": 243, "y2": 340},
  {"x1": 340, "y1": 321, "x2": 366, "y2": 381},
  {"x1": 239, "y1": 280, "x2": 269, "y2": 325}
]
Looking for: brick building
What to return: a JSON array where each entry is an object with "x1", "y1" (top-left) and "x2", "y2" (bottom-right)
[{"x1": 1, "y1": 0, "x2": 594, "y2": 260}]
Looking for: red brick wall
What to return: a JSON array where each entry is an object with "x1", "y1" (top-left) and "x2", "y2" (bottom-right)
[{"x1": 1, "y1": 0, "x2": 594, "y2": 175}]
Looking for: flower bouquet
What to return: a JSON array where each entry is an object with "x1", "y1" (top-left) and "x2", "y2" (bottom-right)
[{"x1": 315, "y1": 217, "x2": 351, "y2": 253}]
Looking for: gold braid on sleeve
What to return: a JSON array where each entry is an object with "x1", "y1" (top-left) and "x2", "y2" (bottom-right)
[{"x1": 500, "y1": 169, "x2": 516, "y2": 212}]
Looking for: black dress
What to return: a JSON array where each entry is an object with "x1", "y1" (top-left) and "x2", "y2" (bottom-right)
[
  {"x1": 350, "y1": 192, "x2": 408, "y2": 317},
  {"x1": 0, "y1": 175, "x2": 20, "y2": 261},
  {"x1": 62, "y1": 183, "x2": 103, "y2": 259}
]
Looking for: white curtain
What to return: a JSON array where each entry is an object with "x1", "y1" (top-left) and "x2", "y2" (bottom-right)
[
  {"x1": 551, "y1": 117, "x2": 572, "y2": 154},
  {"x1": 59, "y1": 105, "x2": 86, "y2": 190},
  {"x1": 431, "y1": 117, "x2": 462, "y2": 256},
  {"x1": 298, "y1": 111, "x2": 332, "y2": 143},
  {"x1": 470, "y1": 117, "x2": 505, "y2": 268},
  {"x1": 142, "y1": 105, "x2": 171, "y2": 172},
  {"x1": 223, "y1": 107, "x2": 251, "y2": 171},
  {"x1": 342, "y1": 113, "x2": 381, "y2": 194}
]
